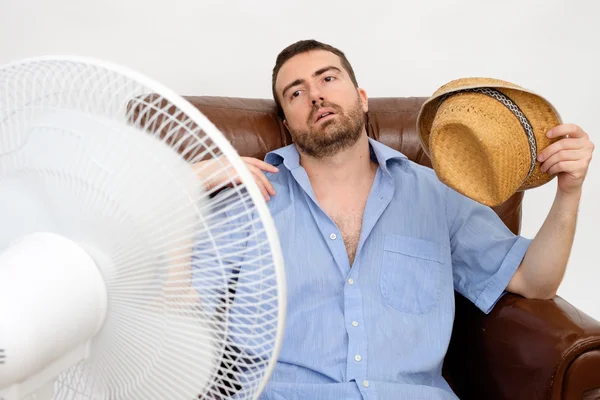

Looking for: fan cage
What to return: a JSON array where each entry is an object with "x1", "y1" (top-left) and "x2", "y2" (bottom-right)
[{"x1": 0, "y1": 57, "x2": 285, "y2": 400}]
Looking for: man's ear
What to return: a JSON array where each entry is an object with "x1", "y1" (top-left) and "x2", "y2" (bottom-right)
[
  {"x1": 283, "y1": 119, "x2": 289, "y2": 130},
  {"x1": 358, "y1": 88, "x2": 368, "y2": 113}
]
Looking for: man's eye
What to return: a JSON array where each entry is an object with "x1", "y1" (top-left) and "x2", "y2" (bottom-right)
[
  {"x1": 291, "y1": 90, "x2": 301, "y2": 99},
  {"x1": 324, "y1": 76, "x2": 335, "y2": 82}
]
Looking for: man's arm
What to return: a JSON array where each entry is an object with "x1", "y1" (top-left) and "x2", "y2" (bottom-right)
[
  {"x1": 507, "y1": 124, "x2": 594, "y2": 299},
  {"x1": 507, "y1": 188, "x2": 580, "y2": 299}
]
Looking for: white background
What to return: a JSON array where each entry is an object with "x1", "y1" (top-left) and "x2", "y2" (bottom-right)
[{"x1": 1, "y1": 0, "x2": 598, "y2": 320}]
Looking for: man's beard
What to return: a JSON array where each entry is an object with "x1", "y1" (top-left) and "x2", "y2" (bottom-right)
[{"x1": 289, "y1": 96, "x2": 365, "y2": 159}]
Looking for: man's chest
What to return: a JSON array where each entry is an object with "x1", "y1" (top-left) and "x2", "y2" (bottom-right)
[
  {"x1": 315, "y1": 184, "x2": 370, "y2": 265},
  {"x1": 326, "y1": 208, "x2": 363, "y2": 266}
]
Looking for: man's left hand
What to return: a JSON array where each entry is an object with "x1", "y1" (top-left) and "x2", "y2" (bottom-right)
[{"x1": 538, "y1": 124, "x2": 595, "y2": 194}]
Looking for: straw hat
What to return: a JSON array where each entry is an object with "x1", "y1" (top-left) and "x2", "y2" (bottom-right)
[{"x1": 417, "y1": 77, "x2": 562, "y2": 207}]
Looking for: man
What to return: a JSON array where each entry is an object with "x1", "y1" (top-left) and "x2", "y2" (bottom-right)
[{"x1": 198, "y1": 40, "x2": 594, "y2": 399}]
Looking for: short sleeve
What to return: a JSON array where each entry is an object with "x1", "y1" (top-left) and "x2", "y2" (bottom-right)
[{"x1": 445, "y1": 187, "x2": 532, "y2": 314}]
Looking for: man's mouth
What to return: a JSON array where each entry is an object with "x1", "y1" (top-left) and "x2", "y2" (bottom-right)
[{"x1": 314, "y1": 108, "x2": 337, "y2": 123}]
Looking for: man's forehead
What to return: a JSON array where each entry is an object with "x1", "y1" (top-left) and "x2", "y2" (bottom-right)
[{"x1": 276, "y1": 50, "x2": 343, "y2": 91}]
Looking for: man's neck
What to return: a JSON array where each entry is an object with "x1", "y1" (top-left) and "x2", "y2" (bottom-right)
[{"x1": 299, "y1": 133, "x2": 377, "y2": 189}]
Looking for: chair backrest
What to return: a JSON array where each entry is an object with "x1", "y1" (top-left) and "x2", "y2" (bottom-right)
[{"x1": 181, "y1": 95, "x2": 524, "y2": 234}]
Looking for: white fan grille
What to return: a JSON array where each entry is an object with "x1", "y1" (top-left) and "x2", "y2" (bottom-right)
[{"x1": 0, "y1": 58, "x2": 284, "y2": 400}]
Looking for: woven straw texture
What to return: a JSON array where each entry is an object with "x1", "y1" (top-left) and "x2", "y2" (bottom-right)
[{"x1": 417, "y1": 78, "x2": 562, "y2": 206}]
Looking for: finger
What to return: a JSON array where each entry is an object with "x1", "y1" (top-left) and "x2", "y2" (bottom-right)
[
  {"x1": 242, "y1": 157, "x2": 280, "y2": 174},
  {"x1": 546, "y1": 160, "x2": 586, "y2": 175},
  {"x1": 256, "y1": 182, "x2": 271, "y2": 201},
  {"x1": 250, "y1": 171, "x2": 270, "y2": 201},
  {"x1": 541, "y1": 149, "x2": 587, "y2": 172},
  {"x1": 247, "y1": 165, "x2": 275, "y2": 199},
  {"x1": 538, "y1": 138, "x2": 586, "y2": 162},
  {"x1": 245, "y1": 161, "x2": 280, "y2": 175},
  {"x1": 249, "y1": 165, "x2": 276, "y2": 196},
  {"x1": 546, "y1": 124, "x2": 587, "y2": 139},
  {"x1": 246, "y1": 163, "x2": 273, "y2": 188}
]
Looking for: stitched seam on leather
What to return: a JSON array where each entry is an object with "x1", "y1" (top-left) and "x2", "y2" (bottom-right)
[
  {"x1": 548, "y1": 339, "x2": 600, "y2": 398},
  {"x1": 194, "y1": 104, "x2": 277, "y2": 114},
  {"x1": 194, "y1": 104, "x2": 290, "y2": 146},
  {"x1": 197, "y1": 106, "x2": 419, "y2": 115}
]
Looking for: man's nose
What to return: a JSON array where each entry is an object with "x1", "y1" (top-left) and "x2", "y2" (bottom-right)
[{"x1": 310, "y1": 87, "x2": 325, "y2": 106}]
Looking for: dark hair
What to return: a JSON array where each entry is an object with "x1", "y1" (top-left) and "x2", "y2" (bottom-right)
[{"x1": 271, "y1": 39, "x2": 359, "y2": 120}]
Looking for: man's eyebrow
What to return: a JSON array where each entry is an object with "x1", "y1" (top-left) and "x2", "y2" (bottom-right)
[
  {"x1": 313, "y1": 65, "x2": 341, "y2": 78},
  {"x1": 281, "y1": 66, "x2": 342, "y2": 98},
  {"x1": 282, "y1": 78, "x2": 304, "y2": 99}
]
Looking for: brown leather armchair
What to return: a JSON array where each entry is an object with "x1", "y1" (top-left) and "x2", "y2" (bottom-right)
[{"x1": 169, "y1": 95, "x2": 600, "y2": 399}]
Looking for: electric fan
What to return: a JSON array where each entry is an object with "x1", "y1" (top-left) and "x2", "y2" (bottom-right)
[{"x1": 0, "y1": 57, "x2": 286, "y2": 400}]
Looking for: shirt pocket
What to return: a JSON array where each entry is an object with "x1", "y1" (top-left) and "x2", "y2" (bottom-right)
[{"x1": 380, "y1": 235, "x2": 445, "y2": 314}]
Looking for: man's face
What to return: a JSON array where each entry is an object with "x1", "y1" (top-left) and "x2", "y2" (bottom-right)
[{"x1": 275, "y1": 50, "x2": 369, "y2": 158}]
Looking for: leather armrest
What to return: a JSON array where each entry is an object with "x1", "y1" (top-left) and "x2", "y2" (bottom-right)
[{"x1": 443, "y1": 292, "x2": 600, "y2": 400}]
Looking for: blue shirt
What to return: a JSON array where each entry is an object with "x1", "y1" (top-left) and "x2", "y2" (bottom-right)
[{"x1": 196, "y1": 138, "x2": 531, "y2": 400}]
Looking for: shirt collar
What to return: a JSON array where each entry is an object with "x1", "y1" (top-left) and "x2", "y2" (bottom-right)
[{"x1": 265, "y1": 137, "x2": 408, "y2": 176}]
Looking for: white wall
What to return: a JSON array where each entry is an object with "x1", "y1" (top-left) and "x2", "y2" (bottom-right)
[{"x1": 1, "y1": 0, "x2": 598, "y2": 320}]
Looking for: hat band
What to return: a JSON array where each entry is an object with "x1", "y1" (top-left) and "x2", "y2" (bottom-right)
[{"x1": 437, "y1": 88, "x2": 537, "y2": 179}]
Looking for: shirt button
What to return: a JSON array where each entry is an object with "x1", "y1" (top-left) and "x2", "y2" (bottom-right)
[
  {"x1": 348, "y1": 278, "x2": 354, "y2": 285},
  {"x1": 354, "y1": 355, "x2": 362, "y2": 362},
  {"x1": 352, "y1": 321, "x2": 359, "y2": 327},
  {"x1": 329, "y1": 233, "x2": 337, "y2": 240},
  {"x1": 362, "y1": 380, "x2": 369, "y2": 388}
]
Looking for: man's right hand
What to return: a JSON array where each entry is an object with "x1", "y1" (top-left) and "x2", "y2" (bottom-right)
[{"x1": 193, "y1": 156, "x2": 279, "y2": 201}]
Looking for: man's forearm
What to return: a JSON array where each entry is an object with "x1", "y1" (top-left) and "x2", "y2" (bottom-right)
[{"x1": 510, "y1": 187, "x2": 581, "y2": 299}]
